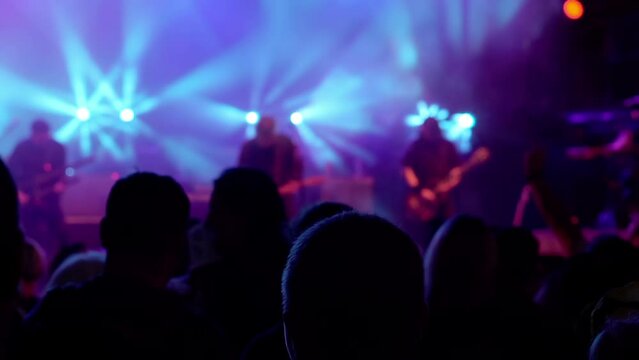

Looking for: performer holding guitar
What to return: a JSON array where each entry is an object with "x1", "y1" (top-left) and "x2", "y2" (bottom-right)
[
  {"x1": 8, "y1": 119, "x2": 67, "y2": 257},
  {"x1": 402, "y1": 118, "x2": 490, "y2": 251}
]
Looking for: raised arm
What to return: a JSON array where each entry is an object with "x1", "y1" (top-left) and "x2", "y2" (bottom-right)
[{"x1": 525, "y1": 149, "x2": 586, "y2": 256}]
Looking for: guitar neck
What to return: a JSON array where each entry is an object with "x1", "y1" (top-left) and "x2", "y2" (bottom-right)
[
  {"x1": 433, "y1": 149, "x2": 490, "y2": 192},
  {"x1": 23, "y1": 157, "x2": 93, "y2": 192}
]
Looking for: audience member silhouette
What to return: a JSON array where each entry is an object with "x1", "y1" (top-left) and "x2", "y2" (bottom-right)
[
  {"x1": 495, "y1": 227, "x2": 549, "y2": 360},
  {"x1": 19, "y1": 239, "x2": 46, "y2": 313},
  {"x1": 0, "y1": 158, "x2": 19, "y2": 229},
  {"x1": 0, "y1": 158, "x2": 24, "y2": 360},
  {"x1": 423, "y1": 215, "x2": 501, "y2": 359},
  {"x1": 496, "y1": 227, "x2": 541, "y2": 303},
  {"x1": 0, "y1": 231, "x2": 23, "y2": 360},
  {"x1": 590, "y1": 281, "x2": 639, "y2": 349},
  {"x1": 282, "y1": 213, "x2": 424, "y2": 360},
  {"x1": 242, "y1": 201, "x2": 354, "y2": 360},
  {"x1": 537, "y1": 235, "x2": 639, "y2": 360},
  {"x1": 590, "y1": 318, "x2": 639, "y2": 360},
  {"x1": 188, "y1": 168, "x2": 290, "y2": 357},
  {"x1": 290, "y1": 202, "x2": 353, "y2": 239},
  {"x1": 425, "y1": 215, "x2": 497, "y2": 314},
  {"x1": 21, "y1": 172, "x2": 221, "y2": 359}
]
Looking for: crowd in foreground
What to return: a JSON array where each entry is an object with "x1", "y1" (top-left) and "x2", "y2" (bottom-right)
[{"x1": 2, "y1": 152, "x2": 639, "y2": 360}]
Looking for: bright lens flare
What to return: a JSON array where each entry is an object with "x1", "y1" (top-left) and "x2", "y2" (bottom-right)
[
  {"x1": 76, "y1": 107, "x2": 91, "y2": 121},
  {"x1": 120, "y1": 108, "x2": 135, "y2": 122},
  {"x1": 245, "y1": 111, "x2": 260, "y2": 124},
  {"x1": 290, "y1": 112, "x2": 304, "y2": 126},
  {"x1": 456, "y1": 113, "x2": 476, "y2": 129}
]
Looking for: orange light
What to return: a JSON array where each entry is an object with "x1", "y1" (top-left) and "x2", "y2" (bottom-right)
[{"x1": 563, "y1": 0, "x2": 584, "y2": 20}]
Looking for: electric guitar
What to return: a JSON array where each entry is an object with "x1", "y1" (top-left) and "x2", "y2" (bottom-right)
[
  {"x1": 279, "y1": 176, "x2": 326, "y2": 196},
  {"x1": 406, "y1": 147, "x2": 490, "y2": 221},
  {"x1": 19, "y1": 157, "x2": 94, "y2": 205}
]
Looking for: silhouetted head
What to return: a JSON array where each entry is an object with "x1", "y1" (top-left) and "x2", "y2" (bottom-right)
[
  {"x1": 283, "y1": 213, "x2": 424, "y2": 360},
  {"x1": 31, "y1": 119, "x2": 51, "y2": 144},
  {"x1": 588, "y1": 235, "x2": 637, "y2": 257},
  {"x1": 591, "y1": 318, "x2": 639, "y2": 360},
  {"x1": 0, "y1": 234, "x2": 23, "y2": 304},
  {"x1": 496, "y1": 227, "x2": 540, "y2": 299},
  {"x1": 586, "y1": 236, "x2": 639, "y2": 299},
  {"x1": 291, "y1": 202, "x2": 353, "y2": 239},
  {"x1": 420, "y1": 118, "x2": 443, "y2": 140},
  {"x1": 424, "y1": 215, "x2": 497, "y2": 313},
  {"x1": 585, "y1": 235, "x2": 639, "y2": 300},
  {"x1": 0, "y1": 159, "x2": 23, "y2": 304},
  {"x1": 257, "y1": 116, "x2": 277, "y2": 141},
  {"x1": 0, "y1": 159, "x2": 19, "y2": 230},
  {"x1": 207, "y1": 168, "x2": 288, "y2": 259},
  {"x1": 100, "y1": 172, "x2": 190, "y2": 285},
  {"x1": 537, "y1": 235, "x2": 639, "y2": 334}
]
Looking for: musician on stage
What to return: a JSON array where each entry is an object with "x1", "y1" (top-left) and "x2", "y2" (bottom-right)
[
  {"x1": 239, "y1": 116, "x2": 303, "y2": 214},
  {"x1": 402, "y1": 118, "x2": 460, "y2": 250},
  {"x1": 9, "y1": 119, "x2": 67, "y2": 256}
]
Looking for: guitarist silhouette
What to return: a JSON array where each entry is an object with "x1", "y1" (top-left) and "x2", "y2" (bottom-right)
[
  {"x1": 239, "y1": 116, "x2": 303, "y2": 216},
  {"x1": 9, "y1": 119, "x2": 67, "y2": 257},
  {"x1": 402, "y1": 118, "x2": 461, "y2": 251}
]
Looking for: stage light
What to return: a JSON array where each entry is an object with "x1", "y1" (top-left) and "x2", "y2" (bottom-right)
[
  {"x1": 437, "y1": 109, "x2": 450, "y2": 121},
  {"x1": 246, "y1": 111, "x2": 260, "y2": 124},
  {"x1": 120, "y1": 108, "x2": 135, "y2": 122},
  {"x1": 563, "y1": 0, "x2": 584, "y2": 20},
  {"x1": 290, "y1": 112, "x2": 304, "y2": 125},
  {"x1": 405, "y1": 116, "x2": 423, "y2": 127},
  {"x1": 76, "y1": 107, "x2": 91, "y2": 121},
  {"x1": 417, "y1": 101, "x2": 429, "y2": 116},
  {"x1": 456, "y1": 113, "x2": 476, "y2": 129}
]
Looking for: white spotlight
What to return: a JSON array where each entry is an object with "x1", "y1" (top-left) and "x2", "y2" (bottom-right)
[
  {"x1": 120, "y1": 108, "x2": 135, "y2": 122},
  {"x1": 290, "y1": 112, "x2": 304, "y2": 126},
  {"x1": 76, "y1": 108, "x2": 91, "y2": 121},
  {"x1": 456, "y1": 113, "x2": 476, "y2": 129},
  {"x1": 245, "y1": 111, "x2": 260, "y2": 124}
]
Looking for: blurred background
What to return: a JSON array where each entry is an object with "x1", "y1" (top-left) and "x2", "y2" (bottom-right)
[{"x1": 1, "y1": 0, "x2": 638, "y2": 230}]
